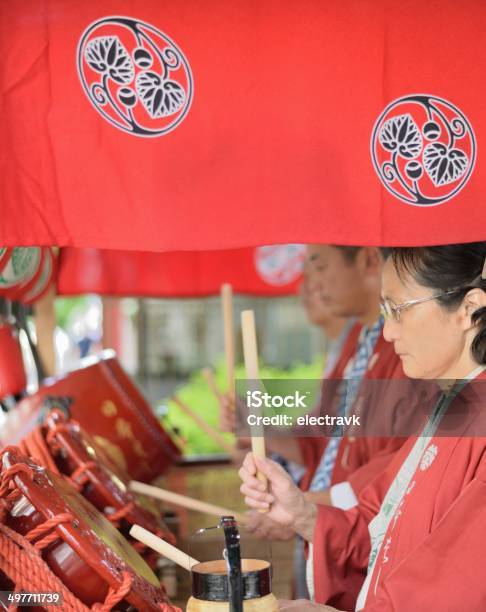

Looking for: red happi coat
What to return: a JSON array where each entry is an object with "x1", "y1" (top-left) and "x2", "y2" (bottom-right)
[
  {"x1": 312, "y1": 371, "x2": 486, "y2": 611},
  {"x1": 298, "y1": 330, "x2": 407, "y2": 495}
]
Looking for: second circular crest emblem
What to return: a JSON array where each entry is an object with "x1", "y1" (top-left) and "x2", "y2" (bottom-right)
[{"x1": 371, "y1": 94, "x2": 476, "y2": 206}]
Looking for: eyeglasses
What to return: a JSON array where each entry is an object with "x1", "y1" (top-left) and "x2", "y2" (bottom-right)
[{"x1": 380, "y1": 289, "x2": 460, "y2": 323}]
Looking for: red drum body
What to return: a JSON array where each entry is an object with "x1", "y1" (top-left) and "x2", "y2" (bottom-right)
[
  {"x1": 33, "y1": 410, "x2": 175, "y2": 568},
  {"x1": 6, "y1": 353, "x2": 180, "y2": 481},
  {"x1": 0, "y1": 447, "x2": 180, "y2": 611},
  {"x1": 0, "y1": 321, "x2": 26, "y2": 399}
]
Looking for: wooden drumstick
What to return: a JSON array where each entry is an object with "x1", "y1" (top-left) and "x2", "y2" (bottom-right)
[
  {"x1": 241, "y1": 310, "x2": 267, "y2": 497},
  {"x1": 130, "y1": 524, "x2": 199, "y2": 572},
  {"x1": 170, "y1": 395, "x2": 235, "y2": 456},
  {"x1": 130, "y1": 481, "x2": 245, "y2": 523},
  {"x1": 221, "y1": 283, "x2": 235, "y2": 401},
  {"x1": 201, "y1": 367, "x2": 223, "y2": 401}
]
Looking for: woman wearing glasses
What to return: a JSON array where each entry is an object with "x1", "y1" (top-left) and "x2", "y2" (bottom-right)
[{"x1": 239, "y1": 243, "x2": 486, "y2": 611}]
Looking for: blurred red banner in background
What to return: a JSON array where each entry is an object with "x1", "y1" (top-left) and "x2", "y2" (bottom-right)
[{"x1": 57, "y1": 245, "x2": 305, "y2": 296}]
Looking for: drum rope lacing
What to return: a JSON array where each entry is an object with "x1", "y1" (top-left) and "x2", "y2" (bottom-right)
[
  {"x1": 25, "y1": 512, "x2": 75, "y2": 550},
  {"x1": 0, "y1": 453, "x2": 152, "y2": 612},
  {"x1": 0, "y1": 521, "x2": 90, "y2": 612},
  {"x1": 106, "y1": 501, "x2": 135, "y2": 524},
  {"x1": 19, "y1": 428, "x2": 58, "y2": 473},
  {"x1": 92, "y1": 571, "x2": 133, "y2": 611},
  {"x1": 70, "y1": 461, "x2": 98, "y2": 489},
  {"x1": 0, "y1": 464, "x2": 34, "y2": 501},
  {"x1": 0, "y1": 521, "x2": 137, "y2": 612},
  {"x1": 21, "y1": 422, "x2": 176, "y2": 547}
]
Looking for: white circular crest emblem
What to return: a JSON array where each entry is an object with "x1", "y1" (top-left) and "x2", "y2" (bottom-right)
[
  {"x1": 419, "y1": 444, "x2": 438, "y2": 471},
  {"x1": 77, "y1": 16, "x2": 193, "y2": 137},
  {"x1": 255, "y1": 245, "x2": 305, "y2": 286},
  {"x1": 371, "y1": 94, "x2": 476, "y2": 206}
]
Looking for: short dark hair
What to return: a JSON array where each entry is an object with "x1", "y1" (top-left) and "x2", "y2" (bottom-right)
[{"x1": 383, "y1": 244, "x2": 486, "y2": 365}]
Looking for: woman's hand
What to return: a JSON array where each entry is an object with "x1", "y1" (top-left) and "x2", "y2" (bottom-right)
[
  {"x1": 279, "y1": 600, "x2": 341, "y2": 610},
  {"x1": 239, "y1": 453, "x2": 317, "y2": 541}
]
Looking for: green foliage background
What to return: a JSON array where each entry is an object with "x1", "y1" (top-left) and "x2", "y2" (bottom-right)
[
  {"x1": 55, "y1": 296, "x2": 90, "y2": 329},
  {"x1": 159, "y1": 357, "x2": 324, "y2": 456}
]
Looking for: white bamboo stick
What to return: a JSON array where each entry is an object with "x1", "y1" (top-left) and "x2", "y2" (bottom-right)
[
  {"x1": 130, "y1": 524, "x2": 198, "y2": 572},
  {"x1": 130, "y1": 480, "x2": 245, "y2": 523}
]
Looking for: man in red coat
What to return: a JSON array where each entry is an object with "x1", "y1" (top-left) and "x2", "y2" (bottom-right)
[{"x1": 252, "y1": 244, "x2": 407, "y2": 515}]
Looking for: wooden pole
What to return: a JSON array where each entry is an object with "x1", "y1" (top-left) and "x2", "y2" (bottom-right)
[
  {"x1": 32, "y1": 284, "x2": 57, "y2": 378},
  {"x1": 241, "y1": 310, "x2": 267, "y2": 494},
  {"x1": 130, "y1": 524, "x2": 199, "y2": 572},
  {"x1": 130, "y1": 481, "x2": 245, "y2": 523},
  {"x1": 102, "y1": 297, "x2": 122, "y2": 353},
  {"x1": 221, "y1": 283, "x2": 235, "y2": 400},
  {"x1": 171, "y1": 395, "x2": 235, "y2": 456},
  {"x1": 14, "y1": 302, "x2": 47, "y2": 381}
]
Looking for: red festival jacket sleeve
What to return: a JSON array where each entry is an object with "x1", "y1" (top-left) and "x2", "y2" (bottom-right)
[{"x1": 312, "y1": 504, "x2": 370, "y2": 610}]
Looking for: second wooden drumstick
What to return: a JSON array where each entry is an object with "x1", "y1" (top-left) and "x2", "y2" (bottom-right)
[
  {"x1": 171, "y1": 395, "x2": 235, "y2": 456},
  {"x1": 201, "y1": 367, "x2": 223, "y2": 401},
  {"x1": 130, "y1": 480, "x2": 245, "y2": 523},
  {"x1": 130, "y1": 524, "x2": 198, "y2": 572}
]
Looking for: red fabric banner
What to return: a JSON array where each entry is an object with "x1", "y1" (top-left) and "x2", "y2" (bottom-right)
[
  {"x1": 57, "y1": 246, "x2": 304, "y2": 296},
  {"x1": 1, "y1": 0, "x2": 486, "y2": 250}
]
